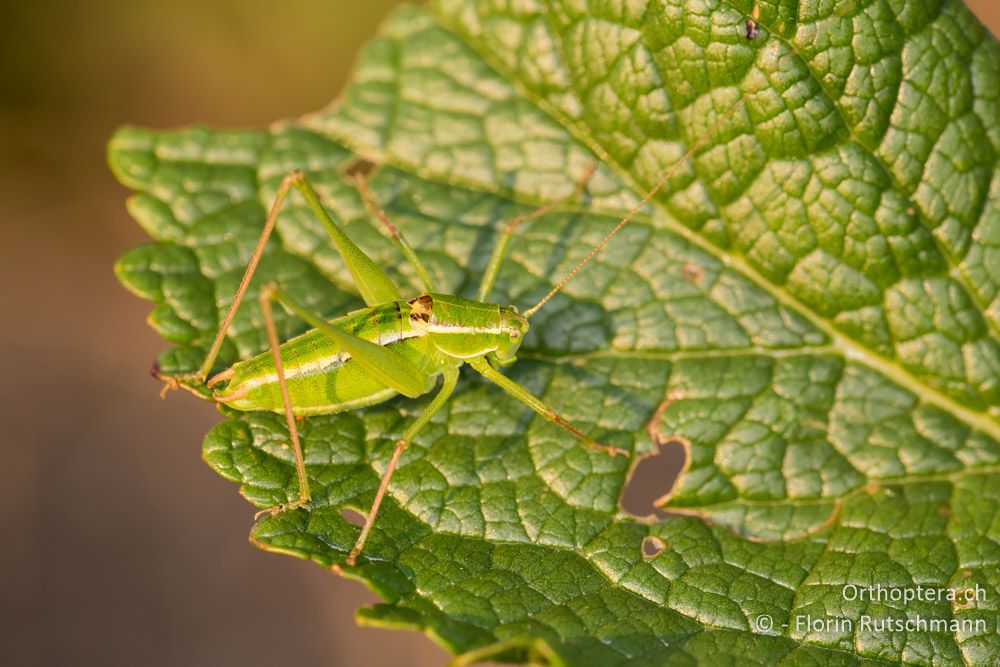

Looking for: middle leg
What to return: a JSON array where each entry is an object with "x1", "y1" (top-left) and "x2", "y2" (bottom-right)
[
  {"x1": 468, "y1": 356, "x2": 628, "y2": 457},
  {"x1": 477, "y1": 162, "x2": 597, "y2": 302},
  {"x1": 346, "y1": 364, "x2": 461, "y2": 566}
]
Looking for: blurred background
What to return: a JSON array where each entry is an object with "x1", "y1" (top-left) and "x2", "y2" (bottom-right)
[{"x1": 1, "y1": 1, "x2": 997, "y2": 665}]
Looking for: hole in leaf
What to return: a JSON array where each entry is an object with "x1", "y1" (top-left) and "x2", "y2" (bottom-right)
[
  {"x1": 620, "y1": 439, "x2": 687, "y2": 519},
  {"x1": 341, "y1": 508, "x2": 366, "y2": 527},
  {"x1": 641, "y1": 536, "x2": 666, "y2": 558}
]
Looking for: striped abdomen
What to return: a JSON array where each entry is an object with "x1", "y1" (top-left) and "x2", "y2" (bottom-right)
[
  {"x1": 213, "y1": 300, "x2": 448, "y2": 415},
  {"x1": 212, "y1": 293, "x2": 528, "y2": 416}
]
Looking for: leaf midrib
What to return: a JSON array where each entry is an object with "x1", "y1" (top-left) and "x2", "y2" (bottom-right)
[
  {"x1": 309, "y1": 104, "x2": 1000, "y2": 442},
  {"x1": 420, "y1": 7, "x2": 1000, "y2": 442}
]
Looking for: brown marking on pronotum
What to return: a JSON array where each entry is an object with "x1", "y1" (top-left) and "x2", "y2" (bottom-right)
[
  {"x1": 408, "y1": 293, "x2": 433, "y2": 324},
  {"x1": 865, "y1": 482, "x2": 880, "y2": 495}
]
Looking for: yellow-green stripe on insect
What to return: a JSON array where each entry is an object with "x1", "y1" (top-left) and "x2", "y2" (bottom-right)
[{"x1": 160, "y1": 130, "x2": 715, "y2": 566}]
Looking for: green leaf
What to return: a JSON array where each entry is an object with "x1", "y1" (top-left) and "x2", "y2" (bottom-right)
[{"x1": 111, "y1": 2, "x2": 1000, "y2": 664}]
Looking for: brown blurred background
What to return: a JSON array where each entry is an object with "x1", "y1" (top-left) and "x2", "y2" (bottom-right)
[{"x1": 1, "y1": 2, "x2": 997, "y2": 665}]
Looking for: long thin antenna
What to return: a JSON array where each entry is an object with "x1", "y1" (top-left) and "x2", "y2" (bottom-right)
[{"x1": 523, "y1": 97, "x2": 747, "y2": 319}]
